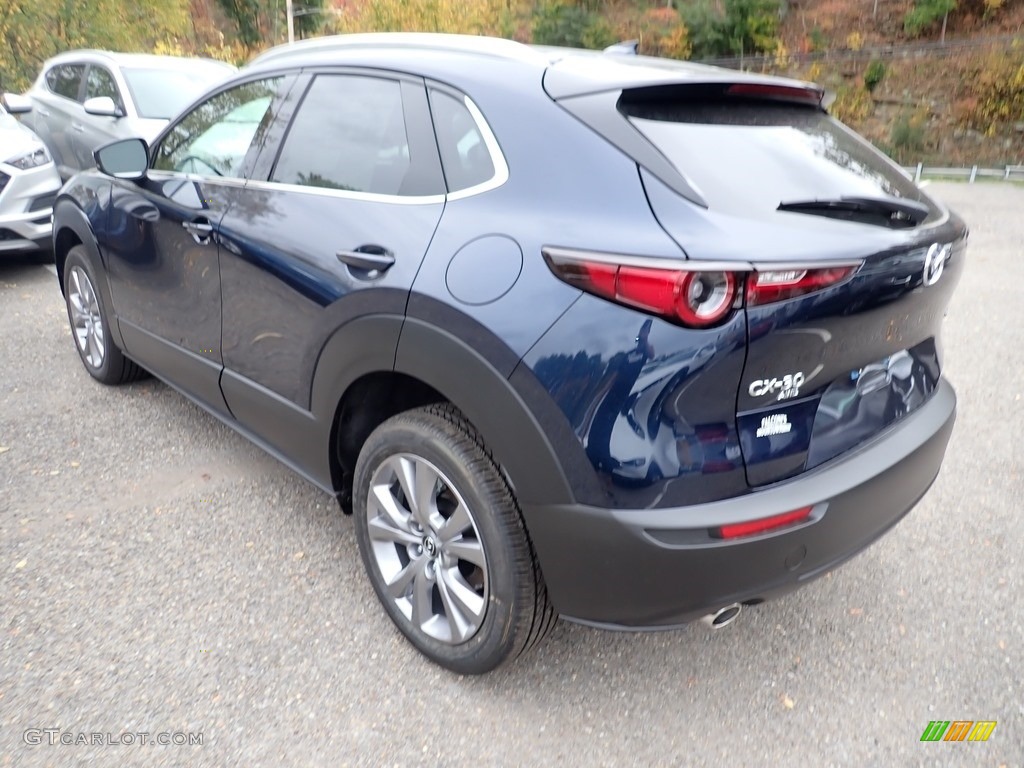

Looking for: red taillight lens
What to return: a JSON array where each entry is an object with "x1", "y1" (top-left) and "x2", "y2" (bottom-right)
[
  {"x1": 544, "y1": 247, "x2": 860, "y2": 323},
  {"x1": 715, "y1": 506, "x2": 814, "y2": 539},
  {"x1": 746, "y1": 266, "x2": 856, "y2": 306},
  {"x1": 674, "y1": 271, "x2": 737, "y2": 327},
  {"x1": 546, "y1": 254, "x2": 739, "y2": 329}
]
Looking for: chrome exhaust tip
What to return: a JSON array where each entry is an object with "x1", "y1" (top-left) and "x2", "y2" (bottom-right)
[{"x1": 700, "y1": 603, "x2": 742, "y2": 629}]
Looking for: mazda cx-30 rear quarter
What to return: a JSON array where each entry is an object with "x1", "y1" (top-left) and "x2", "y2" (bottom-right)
[{"x1": 54, "y1": 35, "x2": 965, "y2": 672}]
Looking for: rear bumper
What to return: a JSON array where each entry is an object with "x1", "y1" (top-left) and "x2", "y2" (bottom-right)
[{"x1": 522, "y1": 378, "x2": 957, "y2": 628}]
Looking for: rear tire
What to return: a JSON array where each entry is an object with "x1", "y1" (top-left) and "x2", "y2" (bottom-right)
[
  {"x1": 63, "y1": 245, "x2": 145, "y2": 385},
  {"x1": 353, "y1": 404, "x2": 556, "y2": 674}
]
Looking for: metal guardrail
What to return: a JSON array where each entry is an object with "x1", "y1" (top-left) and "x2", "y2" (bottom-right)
[{"x1": 903, "y1": 164, "x2": 1024, "y2": 182}]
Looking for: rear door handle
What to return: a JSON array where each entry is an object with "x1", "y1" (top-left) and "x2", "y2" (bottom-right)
[
  {"x1": 182, "y1": 218, "x2": 214, "y2": 244},
  {"x1": 336, "y1": 247, "x2": 395, "y2": 275},
  {"x1": 37, "y1": 107, "x2": 50, "y2": 116}
]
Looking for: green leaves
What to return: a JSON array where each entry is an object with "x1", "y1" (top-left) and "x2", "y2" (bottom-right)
[
  {"x1": 904, "y1": 0, "x2": 957, "y2": 36},
  {"x1": 681, "y1": 0, "x2": 781, "y2": 59},
  {"x1": 0, "y1": 0, "x2": 190, "y2": 91}
]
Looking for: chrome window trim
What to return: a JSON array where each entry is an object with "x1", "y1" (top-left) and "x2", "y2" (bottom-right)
[
  {"x1": 245, "y1": 177, "x2": 446, "y2": 205},
  {"x1": 443, "y1": 94, "x2": 509, "y2": 201},
  {"x1": 244, "y1": 177, "x2": 445, "y2": 205},
  {"x1": 149, "y1": 87, "x2": 505, "y2": 205},
  {"x1": 147, "y1": 170, "x2": 249, "y2": 189}
]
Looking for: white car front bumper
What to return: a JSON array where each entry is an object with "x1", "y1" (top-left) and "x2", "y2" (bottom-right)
[{"x1": 0, "y1": 161, "x2": 62, "y2": 255}]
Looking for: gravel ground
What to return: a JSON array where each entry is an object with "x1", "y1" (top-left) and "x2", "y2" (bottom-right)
[{"x1": 1, "y1": 182, "x2": 1021, "y2": 767}]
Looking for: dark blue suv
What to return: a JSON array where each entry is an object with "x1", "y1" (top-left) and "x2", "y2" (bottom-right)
[{"x1": 52, "y1": 34, "x2": 966, "y2": 673}]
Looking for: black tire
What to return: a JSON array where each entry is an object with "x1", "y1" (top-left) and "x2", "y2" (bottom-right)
[
  {"x1": 63, "y1": 245, "x2": 146, "y2": 385},
  {"x1": 353, "y1": 404, "x2": 556, "y2": 674}
]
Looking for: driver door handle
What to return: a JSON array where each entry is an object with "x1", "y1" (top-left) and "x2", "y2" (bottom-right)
[{"x1": 336, "y1": 247, "x2": 395, "y2": 274}]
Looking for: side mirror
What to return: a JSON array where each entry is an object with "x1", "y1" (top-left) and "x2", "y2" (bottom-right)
[
  {"x1": 95, "y1": 138, "x2": 148, "y2": 180},
  {"x1": 2, "y1": 92, "x2": 33, "y2": 114},
  {"x1": 83, "y1": 96, "x2": 123, "y2": 118}
]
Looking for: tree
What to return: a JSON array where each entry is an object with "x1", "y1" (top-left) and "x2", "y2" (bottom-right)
[
  {"x1": 904, "y1": 0, "x2": 957, "y2": 40},
  {"x1": 682, "y1": 0, "x2": 780, "y2": 59},
  {"x1": 293, "y1": 0, "x2": 327, "y2": 39},
  {"x1": 1, "y1": 0, "x2": 190, "y2": 91},
  {"x1": 213, "y1": 0, "x2": 263, "y2": 46}
]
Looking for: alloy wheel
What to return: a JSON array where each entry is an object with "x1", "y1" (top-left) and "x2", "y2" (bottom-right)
[
  {"x1": 68, "y1": 265, "x2": 105, "y2": 369},
  {"x1": 365, "y1": 453, "x2": 489, "y2": 644}
]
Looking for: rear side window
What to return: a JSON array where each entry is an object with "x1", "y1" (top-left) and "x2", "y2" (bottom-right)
[
  {"x1": 623, "y1": 99, "x2": 931, "y2": 217},
  {"x1": 429, "y1": 91, "x2": 495, "y2": 193},
  {"x1": 46, "y1": 64, "x2": 85, "y2": 101},
  {"x1": 271, "y1": 75, "x2": 411, "y2": 196}
]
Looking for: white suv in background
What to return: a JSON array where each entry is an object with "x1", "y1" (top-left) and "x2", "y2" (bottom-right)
[
  {"x1": 20, "y1": 50, "x2": 234, "y2": 181},
  {"x1": 0, "y1": 95, "x2": 61, "y2": 260}
]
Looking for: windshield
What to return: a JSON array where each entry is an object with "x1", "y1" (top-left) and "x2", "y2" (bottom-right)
[
  {"x1": 122, "y1": 65, "x2": 233, "y2": 120},
  {"x1": 624, "y1": 100, "x2": 933, "y2": 218}
]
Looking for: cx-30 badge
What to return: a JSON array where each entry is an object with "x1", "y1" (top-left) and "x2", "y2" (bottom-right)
[
  {"x1": 749, "y1": 371, "x2": 805, "y2": 401},
  {"x1": 923, "y1": 243, "x2": 950, "y2": 286}
]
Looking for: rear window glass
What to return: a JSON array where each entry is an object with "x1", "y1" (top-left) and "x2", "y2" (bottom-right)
[{"x1": 623, "y1": 100, "x2": 930, "y2": 216}]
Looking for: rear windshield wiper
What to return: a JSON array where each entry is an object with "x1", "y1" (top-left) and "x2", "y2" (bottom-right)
[{"x1": 777, "y1": 195, "x2": 930, "y2": 228}]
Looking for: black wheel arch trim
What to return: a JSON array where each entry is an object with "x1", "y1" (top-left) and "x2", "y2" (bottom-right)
[
  {"x1": 309, "y1": 314, "x2": 406, "y2": 492},
  {"x1": 395, "y1": 316, "x2": 576, "y2": 506}
]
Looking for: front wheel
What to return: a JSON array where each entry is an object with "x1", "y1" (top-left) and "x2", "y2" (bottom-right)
[
  {"x1": 353, "y1": 404, "x2": 555, "y2": 674},
  {"x1": 63, "y1": 245, "x2": 145, "y2": 385}
]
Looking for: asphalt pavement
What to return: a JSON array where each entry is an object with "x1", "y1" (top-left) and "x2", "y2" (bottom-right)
[{"x1": 1, "y1": 182, "x2": 1021, "y2": 767}]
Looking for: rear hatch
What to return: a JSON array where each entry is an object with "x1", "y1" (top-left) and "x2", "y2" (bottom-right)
[{"x1": 554, "y1": 70, "x2": 967, "y2": 487}]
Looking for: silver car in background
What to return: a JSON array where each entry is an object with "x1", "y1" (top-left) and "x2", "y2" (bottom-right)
[
  {"x1": 0, "y1": 95, "x2": 62, "y2": 259},
  {"x1": 21, "y1": 51, "x2": 235, "y2": 180}
]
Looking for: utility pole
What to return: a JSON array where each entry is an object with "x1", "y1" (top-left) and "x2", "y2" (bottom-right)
[{"x1": 286, "y1": 0, "x2": 295, "y2": 43}]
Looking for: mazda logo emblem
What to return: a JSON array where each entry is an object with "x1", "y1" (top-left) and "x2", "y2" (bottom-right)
[{"x1": 923, "y1": 243, "x2": 949, "y2": 286}]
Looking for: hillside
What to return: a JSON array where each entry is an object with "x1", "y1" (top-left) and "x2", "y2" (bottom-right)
[
  {"x1": 2, "y1": 0, "x2": 1020, "y2": 164},
  {"x1": 701, "y1": 0, "x2": 1024, "y2": 164}
]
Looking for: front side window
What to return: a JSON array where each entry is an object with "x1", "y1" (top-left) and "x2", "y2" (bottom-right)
[
  {"x1": 85, "y1": 66, "x2": 122, "y2": 110},
  {"x1": 429, "y1": 90, "x2": 495, "y2": 193},
  {"x1": 153, "y1": 78, "x2": 282, "y2": 179},
  {"x1": 48, "y1": 64, "x2": 85, "y2": 101},
  {"x1": 271, "y1": 75, "x2": 411, "y2": 196}
]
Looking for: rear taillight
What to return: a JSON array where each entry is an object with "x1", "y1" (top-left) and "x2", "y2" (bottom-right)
[
  {"x1": 544, "y1": 250, "x2": 739, "y2": 329},
  {"x1": 543, "y1": 247, "x2": 860, "y2": 327},
  {"x1": 714, "y1": 506, "x2": 814, "y2": 539},
  {"x1": 746, "y1": 267, "x2": 856, "y2": 306}
]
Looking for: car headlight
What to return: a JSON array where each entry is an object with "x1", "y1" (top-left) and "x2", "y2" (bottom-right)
[{"x1": 5, "y1": 146, "x2": 51, "y2": 170}]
